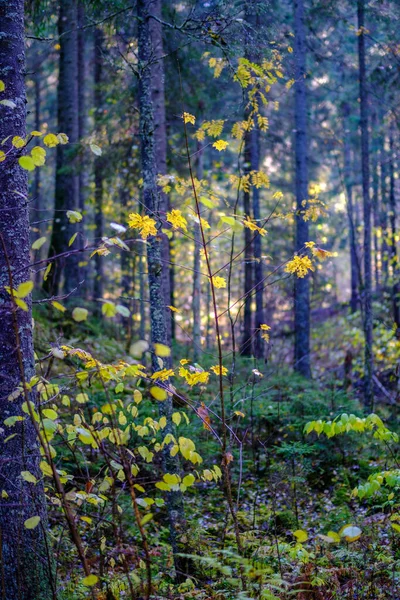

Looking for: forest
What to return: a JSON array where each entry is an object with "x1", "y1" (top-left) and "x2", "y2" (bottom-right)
[{"x1": 0, "y1": 0, "x2": 399, "y2": 598}]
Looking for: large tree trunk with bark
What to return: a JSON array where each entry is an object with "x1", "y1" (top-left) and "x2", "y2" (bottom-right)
[
  {"x1": 293, "y1": 0, "x2": 311, "y2": 378},
  {"x1": 357, "y1": 0, "x2": 373, "y2": 410},
  {"x1": 43, "y1": 0, "x2": 80, "y2": 297},
  {"x1": 0, "y1": 2, "x2": 55, "y2": 597},
  {"x1": 137, "y1": 0, "x2": 187, "y2": 581},
  {"x1": 149, "y1": 0, "x2": 173, "y2": 342}
]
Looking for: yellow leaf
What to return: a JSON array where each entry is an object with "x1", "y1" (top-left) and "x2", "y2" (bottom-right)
[
  {"x1": 182, "y1": 474, "x2": 195, "y2": 487},
  {"x1": 172, "y1": 412, "x2": 181, "y2": 426},
  {"x1": 293, "y1": 529, "x2": 308, "y2": 543},
  {"x1": 19, "y1": 156, "x2": 35, "y2": 171},
  {"x1": 24, "y1": 516, "x2": 41, "y2": 529},
  {"x1": 15, "y1": 281, "x2": 33, "y2": 298},
  {"x1": 154, "y1": 343, "x2": 171, "y2": 357},
  {"x1": 150, "y1": 386, "x2": 167, "y2": 401},
  {"x1": 213, "y1": 139, "x2": 229, "y2": 151},
  {"x1": 21, "y1": 471, "x2": 37, "y2": 484},
  {"x1": 182, "y1": 112, "x2": 196, "y2": 125},
  {"x1": 43, "y1": 133, "x2": 59, "y2": 148},
  {"x1": 43, "y1": 263, "x2": 52, "y2": 281},
  {"x1": 212, "y1": 276, "x2": 226, "y2": 289},
  {"x1": 72, "y1": 307, "x2": 88, "y2": 322},
  {"x1": 0, "y1": 80, "x2": 5, "y2": 92},
  {"x1": 51, "y1": 300, "x2": 66, "y2": 312},
  {"x1": 12, "y1": 136, "x2": 26, "y2": 148}
]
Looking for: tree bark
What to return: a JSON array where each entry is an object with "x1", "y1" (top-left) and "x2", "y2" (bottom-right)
[
  {"x1": 93, "y1": 28, "x2": 105, "y2": 313},
  {"x1": 43, "y1": 0, "x2": 80, "y2": 297},
  {"x1": 371, "y1": 111, "x2": 380, "y2": 292},
  {"x1": 357, "y1": 0, "x2": 373, "y2": 410},
  {"x1": 149, "y1": 0, "x2": 173, "y2": 342},
  {"x1": 389, "y1": 125, "x2": 400, "y2": 330},
  {"x1": 293, "y1": 0, "x2": 311, "y2": 378},
  {"x1": 342, "y1": 102, "x2": 359, "y2": 313},
  {"x1": 193, "y1": 142, "x2": 203, "y2": 362},
  {"x1": 0, "y1": 2, "x2": 55, "y2": 597},
  {"x1": 137, "y1": 0, "x2": 187, "y2": 581},
  {"x1": 380, "y1": 131, "x2": 389, "y2": 286},
  {"x1": 240, "y1": 130, "x2": 253, "y2": 356},
  {"x1": 78, "y1": 0, "x2": 88, "y2": 296}
]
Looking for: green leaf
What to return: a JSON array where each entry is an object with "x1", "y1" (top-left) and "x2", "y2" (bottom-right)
[
  {"x1": 140, "y1": 513, "x2": 153, "y2": 526},
  {"x1": 32, "y1": 237, "x2": 46, "y2": 250},
  {"x1": 72, "y1": 307, "x2": 88, "y2": 322},
  {"x1": 4, "y1": 416, "x2": 24, "y2": 427},
  {"x1": 116, "y1": 304, "x2": 130, "y2": 317},
  {"x1": 42, "y1": 409, "x2": 58, "y2": 420},
  {"x1": 68, "y1": 233, "x2": 78, "y2": 247},
  {"x1": 90, "y1": 143, "x2": 102, "y2": 156},
  {"x1": 66, "y1": 210, "x2": 83, "y2": 223},
  {"x1": 82, "y1": 574, "x2": 98, "y2": 587},
  {"x1": 102, "y1": 302, "x2": 117, "y2": 318},
  {"x1": 0, "y1": 99, "x2": 16, "y2": 108},
  {"x1": 24, "y1": 516, "x2": 41, "y2": 529}
]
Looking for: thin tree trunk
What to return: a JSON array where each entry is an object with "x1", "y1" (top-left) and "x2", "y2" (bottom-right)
[
  {"x1": 342, "y1": 102, "x2": 359, "y2": 313},
  {"x1": 240, "y1": 108, "x2": 254, "y2": 357},
  {"x1": 137, "y1": 0, "x2": 187, "y2": 581},
  {"x1": 371, "y1": 111, "x2": 380, "y2": 292},
  {"x1": 43, "y1": 0, "x2": 80, "y2": 297},
  {"x1": 252, "y1": 125, "x2": 265, "y2": 359},
  {"x1": 0, "y1": 2, "x2": 55, "y2": 597},
  {"x1": 149, "y1": 0, "x2": 173, "y2": 342},
  {"x1": 357, "y1": 0, "x2": 373, "y2": 410},
  {"x1": 380, "y1": 131, "x2": 389, "y2": 286},
  {"x1": 389, "y1": 125, "x2": 400, "y2": 329},
  {"x1": 78, "y1": 1, "x2": 88, "y2": 295},
  {"x1": 32, "y1": 73, "x2": 43, "y2": 286},
  {"x1": 193, "y1": 141, "x2": 203, "y2": 362},
  {"x1": 93, "y1": 28, "x2": 104, "y2": 312},
  {"x1": 293, "y1": 0, "x2": 311, "y2": 378}
]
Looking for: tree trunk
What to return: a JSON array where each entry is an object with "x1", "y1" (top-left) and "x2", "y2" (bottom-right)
[
  {"x1": 240, "y1": 130, "x2": 253, "y2": 356},
  {"x1": 149, "y1": 0, "x2": 173, "y2": 342},
  {"x1": 193, "y1": 142, "x2": 203, "y2": 362},
  {"x1": 93, "y1": 28, "x2": 105, "y2": 313},
  {"x1": 380, "y1": 131, "x2": 389, "y2": 286},
  {"x1": 342, "y1": 102, "x2": 359, "y2": 313},
  {"x1": 371, "y1": 111, "x2": 380, "y2": 292},
  {"x1": 32, "y1": 73, "x2": 43, "y2": 286},
  {"x1": 43, "y1": 0, "x2": 80, "y2": 297},
  {"x1": 0, "y1": 2, "x2": 55, "y2": 597},
  {"x1": 389, "y1": 125, "x2": 400, "y2": 330},
  {"x1": 357, "y1": 0, "x2": 373, "y2": 410},
  {"x1": 78, "y1": 0, "x2": 88, "y2": 296},
  {"x1": 137, "y1": 0, "x2": 187, "y2": 581},
  {"x1": 293, "y1": 0, "x2": 311, "y2": 378}
]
